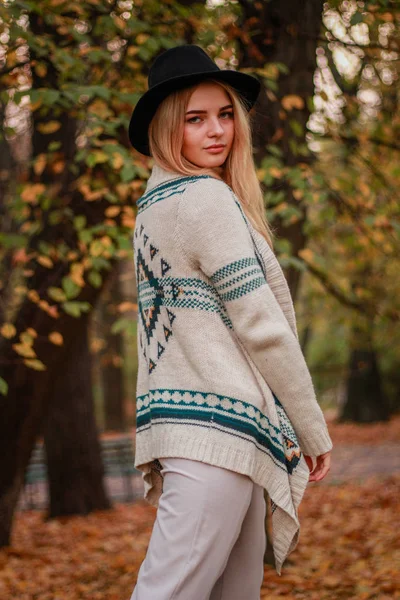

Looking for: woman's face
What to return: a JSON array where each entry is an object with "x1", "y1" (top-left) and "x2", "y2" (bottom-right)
[{"x1": 182, "y1": 81, "x2": 235, "y2": 169}]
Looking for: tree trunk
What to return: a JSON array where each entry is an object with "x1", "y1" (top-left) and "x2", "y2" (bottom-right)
[
  {"x1": 236, "y1": 0, "x2": 324, "y2": 300},
  {"x1": 101, "y1": 265, "x2": 126, "y2": 432},
  {"x1": 340, "y1": 348, "x2": 390, "y2": 423},
  {"x1": 43, "y1": 313, "x2": 111, "y2": 518},
  {"x1": 339, "y1": 320, "x2": 390, "y2": 423},
  {"x1": 0, "y1": 366, "x2": 49, "y2": 546}
]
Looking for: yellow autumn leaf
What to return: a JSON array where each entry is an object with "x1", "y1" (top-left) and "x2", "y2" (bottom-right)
[
  {"x1": 118, "y1": 301, "x2": 137, "y2": 313},
  {"x1": 34, "y1": 63, "x2": 47, "y2": 77},
  {"x1": 298, "y1": 248, "x2": 314, "y2": 262},
  {"x1": 79, "y1": 183, "x2": 108, "y2": 202},
  {"x1": 37, "y1": 255, "x2": 53, "y2": 268},
  {"x1": 27, "y1": 290, "x2": 40, "y2": 303},
  {"x1": 113, "y1": 15, "x2": 125, "y2": 29},
  {"x1": 89, "y1": 240, "x2": 103, "y2": 257},
  {"x1": 100, "y1": 236, "x2": 112, "y2": 248},
  {"x1": 91, "y1": 338, "x2": 106, "y2": 353},
  {"x1": 21, "y1": 184, "x2": 45, "y2": 204},
  {"x1": 1, "y1": 323, "x2": 16, "y2": 339},
  {"x1": 20, "y1": 221, "x2": 33, "y2": 233},
  {"x1": 88, "y1": 100, "x2": 112, "y2": 119},
  {"x1": 112, "y1": 153, "x2": 124, "y2": 170},
  {"x1": 46, "y1": 305, "x2": 60, "y2": 319},
  {"x1": 37, "y1": 121, "x2": 62, "y2": 134},
  {"x1": 15, "y1": 285, "x2": 27, "y2": 294},
  {"x1": 122, "y1": 216, "x2": 135, "y2": 228},
  {"x1": 49, "y1": 331, "x2": 63, "y2": 346},
  {"x1": 105, "y1": 206, "x2": 120, "y2": 217},
  {"x1": 293, "y1": 189, "x2": 304, "y2": 200},
  {"x1": 136, "y1": 33, "x2": 149, "y2": 45},
  {"x1": 13, "y1": 343, "x2": 36, "y2": 359},
  {"x1": 38, "y1": 300, "x2": 51, "y2": 312},
  {"x1": 26, "y1": 327, "x2": 38, "y2": 338},
  {"x1": 91, "y1": 150, "x2": 108, "y2": 163},
  {"x1": 20, "y1": 331, "x2": 34, "y2": 345},
  {"x1": 123, "y1": 206, "x2": 135, "y2": 217},
  {"x1": 70, "y1": 263, "x2": 85, "y2": 287},
  {"x1": 281, "y1": 95, "x2": 304, "y2": 111},
  {"x1": 34, "y1": 154, "x2": 47, "y2": 176},
  {"x1": 52, "y1": 159, "x2": 65, "y2": 174},
  {"x1": 269, "y1": 167, "x2": 283, "y2": 178},
  {"x1": 24, "y1": 359, "x2": 46, "y2": 371}
]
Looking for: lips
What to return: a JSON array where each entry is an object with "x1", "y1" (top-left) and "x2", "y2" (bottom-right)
[{"x1": 205, "y1": 144, "x2": 226, "y2": 150}]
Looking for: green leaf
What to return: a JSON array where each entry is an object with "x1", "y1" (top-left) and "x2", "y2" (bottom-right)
[
  {"x1": 0, "y1": 233, "x2": 28, "y2": 249},
  {"x1": 62, "y1": 276, "x2": 81, "y2": 300},
  {"x1": 266, "y1": 144, "x2": 283, "y2": 158},
  {"x1": 88, "y1": 271, "x2": 102, "y2": 288},
  {"x1": 79, "y1": 229, "x2": 93, "y2": 244},
  {"x1": 74, "y1": 215, "x2": 87, "y2": 231},
  {"x1": 111, "y1": 317, "x2": 131, "y2": 334},
  {"x1": 289, "y1": 119, "x2": 303, "y2": 137},
  {"x1": 62, "y1": 301, "x2": 91, "y2": 318},
  {"x1": 350, "y1": 12, "x2": 363, "y2": 25},
  {"x1": 0, "y1": 376, "x2": 8, "y2": 396},
  {"x1": 48, "y1": 287, "x2": 67, "y2": 302}
]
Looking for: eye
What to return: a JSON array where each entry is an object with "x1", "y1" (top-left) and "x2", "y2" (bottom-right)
[
  {"x1": 220, "y1": 111, "x2": 234, "y2": 119},
  {"x1": 187, "y1": 116, "x2": 202, "y2": 124}
]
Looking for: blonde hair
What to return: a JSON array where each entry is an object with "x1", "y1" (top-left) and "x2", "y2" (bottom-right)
[{"x1": 148, "y1": 78, "x2": 274, "y2": 249}]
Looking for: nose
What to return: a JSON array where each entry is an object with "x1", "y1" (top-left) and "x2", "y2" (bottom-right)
[{"x1": 207, "y1": 116, "x2": 224, "y2": 137}]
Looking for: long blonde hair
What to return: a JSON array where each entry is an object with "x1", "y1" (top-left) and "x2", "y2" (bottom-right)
[{"x1": 148, "y1": 78, "x2": 274, "y2": 249}]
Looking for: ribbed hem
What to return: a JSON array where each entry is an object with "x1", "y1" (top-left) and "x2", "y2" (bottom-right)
[{"x1": 134, "y1": 425, "x2": 310, "y2": 576}]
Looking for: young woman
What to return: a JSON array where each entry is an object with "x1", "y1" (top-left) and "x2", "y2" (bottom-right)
[{"x1": 128, "y1": 44, "x2": 333, "y2": 600}]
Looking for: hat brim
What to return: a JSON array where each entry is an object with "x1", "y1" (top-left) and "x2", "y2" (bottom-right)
[{"x1": 128, "y1": 70, "x2": 261, "y2": 156}]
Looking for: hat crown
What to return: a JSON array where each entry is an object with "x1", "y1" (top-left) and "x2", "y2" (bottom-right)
[{"x1": 149, "y1": 45, "x2": 220, "y2": 89}]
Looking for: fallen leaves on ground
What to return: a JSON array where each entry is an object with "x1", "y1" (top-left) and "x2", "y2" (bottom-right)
[
  {"x1": 324, "y1": 411, "x2": 400, "y2": 446},
  {"x1": 0, "y1": 475, "x2": 399, "y2": 600}
]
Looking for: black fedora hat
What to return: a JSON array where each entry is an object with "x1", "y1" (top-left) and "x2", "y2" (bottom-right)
[{"x1": 128, "y1": 44, "x2": 261, "y2": 156}]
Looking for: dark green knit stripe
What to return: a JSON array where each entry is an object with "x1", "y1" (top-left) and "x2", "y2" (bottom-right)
[
  {"x1": 137, "y1": 175, "x2": 212, "y2": 213},
  {"x1": 219, "y1": 276, "x2": 267, "y2": 302},
  {"x1": 214, "y1": 266, "x2": 263, "y2": 291},
  {"x1": 137, "y1": 388, "x2": 281, "y2": 441},
  {"x1": 210, "y1": 257, "x2": 259, "y2": 284}
]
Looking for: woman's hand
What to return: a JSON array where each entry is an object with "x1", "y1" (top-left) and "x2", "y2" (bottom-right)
[{"x1": 304, "y1": 451, "x2": 331, "y2": 482}]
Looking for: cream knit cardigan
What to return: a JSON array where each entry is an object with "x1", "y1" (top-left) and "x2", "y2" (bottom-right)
[{"x1": 133, "y1": 163, "x2": 333, "y2": 575}]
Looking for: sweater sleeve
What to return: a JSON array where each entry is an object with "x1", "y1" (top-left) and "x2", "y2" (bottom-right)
[{"x1": 175, "y1": 177, "x2": 333, "y2": 457}]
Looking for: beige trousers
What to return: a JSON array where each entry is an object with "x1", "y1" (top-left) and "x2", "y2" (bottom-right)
[{"x1": 130, "y1": 457, "x2": 266, "y2": 600}]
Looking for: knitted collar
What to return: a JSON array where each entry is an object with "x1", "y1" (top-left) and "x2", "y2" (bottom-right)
[{"x1": 145, "y1": 163, "x2": 218, "y2": 193}]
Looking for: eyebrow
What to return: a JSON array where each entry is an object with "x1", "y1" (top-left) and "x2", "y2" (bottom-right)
[{"x1": 185, "y1": 104, "x2": 233, "y2": 115}]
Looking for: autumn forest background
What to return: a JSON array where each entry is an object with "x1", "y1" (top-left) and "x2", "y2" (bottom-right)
[{"x1": 0, "y1": 0, "x2": 399, "y2": 598}]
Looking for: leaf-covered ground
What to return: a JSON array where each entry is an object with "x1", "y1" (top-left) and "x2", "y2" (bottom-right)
[
  {"x1": 2, "y1": 414, "x2": 399, "y2": 599},
  {"x1": 324, "y1": 411, "x2": 400, "y2": 446},
  {"x1": 1, "y1": 474, "x2": 399, "y2": 600}
]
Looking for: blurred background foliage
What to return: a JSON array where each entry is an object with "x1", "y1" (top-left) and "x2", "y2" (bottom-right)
[{"x1": 0, "y1": 0, "x2": 399, "y2": 543}]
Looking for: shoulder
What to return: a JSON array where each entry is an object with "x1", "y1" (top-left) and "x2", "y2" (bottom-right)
[
  {"x1": 180, "y1": 176, "x2": 239, "y2": 220},
  {"x1": 185, "y1": 175, "x2": 232, "y2": 196}
]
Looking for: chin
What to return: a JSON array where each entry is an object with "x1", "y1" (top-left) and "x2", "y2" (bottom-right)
[{"x1": 195, "y1": 156, "x2": 228, "y2": 169}]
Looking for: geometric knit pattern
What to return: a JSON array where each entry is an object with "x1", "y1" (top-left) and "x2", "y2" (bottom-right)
[
  {"x1": 135, "y1": 225, "x2": 176, "y2": 374},
  {"x1": 136, "y1": 388, "x2": 301, "y2": 475},
  {"x1": 135, "y1": 220, "x2": 236, "y2": 375}
]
